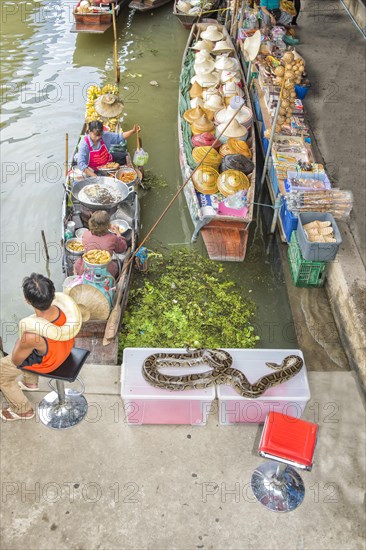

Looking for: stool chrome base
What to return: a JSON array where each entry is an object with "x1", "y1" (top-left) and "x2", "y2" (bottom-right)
[
  {"x1": 251, "y1": 461, "x2": 305, "y2": 513},
  {"x1": 38, "y1": 389, "x2": 88, "y2": 429}
]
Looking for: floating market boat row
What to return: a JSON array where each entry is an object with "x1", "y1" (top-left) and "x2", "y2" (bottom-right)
[
  {"x1": 62, "y1": 85, "x2": 140, "y2": 363},
  {"x1": 178, "y1": 22, "x2": 256, "y2": 261}
]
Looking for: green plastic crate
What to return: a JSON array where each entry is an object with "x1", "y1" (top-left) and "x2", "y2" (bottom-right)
[{"x1": 288, "y1": 233, "x2": 327, "y2": 287}]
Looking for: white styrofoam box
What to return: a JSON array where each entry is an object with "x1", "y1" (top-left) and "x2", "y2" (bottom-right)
[
  {"x1": 217, "y1": 349, "x2": 310, "y2": 425},
  {"x1": 121, "y1": 348, "x2": 216, "y2": 426}
]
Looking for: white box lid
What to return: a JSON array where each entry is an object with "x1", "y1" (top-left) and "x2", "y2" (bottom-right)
[
  {"x1": 121, "y1": 348, "x2": 216, "y2": 400},
  {"x1": 216, "y1": 349, "x2": 310, "y2": 400}
]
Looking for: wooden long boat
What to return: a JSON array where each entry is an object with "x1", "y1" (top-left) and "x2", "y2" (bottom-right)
[
  {"x1": 62, "y1": 124, "x2": 140, "y2": 364},
  {"x1": 129, "y1": 0, "x2": 172, "y2": 12},
  {"x1": 71, "y1": 0, "x2": 131, "y2": 33},
  {"x1": 173, "y1": 0, "x2": 220, "y2": 29},
  {"x1": 178, "y1": 22, "x2": 256, "y2": 261}
]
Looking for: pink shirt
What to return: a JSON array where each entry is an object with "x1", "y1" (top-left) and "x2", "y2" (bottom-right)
[{"x1": 74, "y1": 230, "x2": 127, "y2": 277}]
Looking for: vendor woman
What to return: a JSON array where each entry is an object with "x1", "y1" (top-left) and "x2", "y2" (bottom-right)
[
  {"x1": 260, "y1": 0, "x2": 293, "y2": 26},
  {"x1": 74, "y1": 210, "x2": 128, "y2": 278},
  {"x1": 78, "y1": 120, "x2": 140, "y2": 178}
]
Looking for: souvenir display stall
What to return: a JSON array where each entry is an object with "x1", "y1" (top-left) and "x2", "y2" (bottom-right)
[
  {"x1": 178, "y1": 22, "x2": 256, "y2": 262},
  {"x1": 235, "y1": 17, "x2": 353, "y2": 287}
]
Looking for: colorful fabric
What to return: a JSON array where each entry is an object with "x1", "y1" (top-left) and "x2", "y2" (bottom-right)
[{"x1": 260, "y1": 0, "x2": 280, "y2": 9}]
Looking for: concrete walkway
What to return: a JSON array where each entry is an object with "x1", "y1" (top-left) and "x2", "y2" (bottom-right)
[
  {"x1": 288, "y1": 0, "x2": 366, "y2": 389},
  {"x1": 1, "y1": 366, "x2": 365, "y2": 550}
]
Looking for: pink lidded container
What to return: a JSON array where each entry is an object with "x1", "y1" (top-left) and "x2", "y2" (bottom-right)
[{"x1": 121, "y1": 348, "x2": 216, "y2": 426}]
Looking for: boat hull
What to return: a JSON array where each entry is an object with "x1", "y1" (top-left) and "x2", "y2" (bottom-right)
[
  {"x1": 178, "y1": 22, "x2": 256, "y2": 262},
  {"x1": 129, "y1": 0, "x2": 172, "y2": 11},
  {"x1": 71, "y1": 0, "x2": 130, "y2": 33}
]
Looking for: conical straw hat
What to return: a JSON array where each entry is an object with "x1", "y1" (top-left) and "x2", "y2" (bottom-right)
[
  {"x1": 191, "y1": 114, "x2": 215, "y2": 134},
  {"x1": 217, "y1": 118, "x2": 248, "y2": 138},
  {"x1": 200, "y1": 25, "x2": 224, "y2": 42},
  {"x1": 190, "y1": 97, "x2": 204, "y2": 108},
  {"x1": 69, "y1": 284, "x2": 110, "y2": 321},
  {"x1": 94, "y1": 94, "x2": 124, "y2": 118},
  {"x1": 183, "y1": 105, "x2": 214, "y2": 123},
  {"x1": 190, "y1": 81, "x2": 203, "y2": 98},
  {"x1": 215, "y1": 105, "x2": 253, "y2": 128},
  {"x1": 203, "y1": 94, "x2": 225, "y2": 112}
]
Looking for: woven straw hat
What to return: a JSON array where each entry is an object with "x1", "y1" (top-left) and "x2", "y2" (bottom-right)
[
  {"x1": 211, "y1": 39, "x2": 234, "y2": 54},
  {"x1": 192, "y1": 166, "x2": 219, "y2": 194},
  {"x1": 243, "y1": 30, "x2": 261, "y2": 62},
  {"x1": 195, "y1": 50, "x2": 213, "y2": 63},
  {"x1": 191, "y1": 71, "x2": 220, "y2": 88},
  {"x1": 203, "y1": 94, "x2": 225, "y2": 112},
  {"x1": 215, "y1": 105, "x2": 253, "y2": 128},
  {"x1": 200, "y1": 25, "x2": 224, "y2": 42},
  {"x1": 177, "y1": 0, "x2": 191, "y2": 13},
  {"x1": 183, "y1": 105, "x2": 214, "y2": 123},
  {"x1": 190, "y1": 97, "x2": 204, "y2": 108},
  {"x1": 194, "y1": 59, "x2": 216, "y2": 75},
  {"x1": 214, "y1": 55, "x2": 238, "y2": 72},
  {"x1": 217, "y1": 170, "x2": 250, "y2": 196},
  {"x1": 220, "y1": 70, "x2": 241, "y2": 84},
  {"x1": 190, "y1": 81, "x2": 203, "y2": 98},
  {"x1": 191, "y1": 114, "x2": 215, "y2": 134},
  {"x1": 69, "y1": 284, "x2": 110, "y2": 321},
  {"x1": 217, "y1": 118, "x2": 248, "y2": 139},
  {"x1": 94, "y1": 94, "x2": 124, "y2": 118},
  {"x1": 192, "y1": 39, "x2": 214, "y2": 52}
]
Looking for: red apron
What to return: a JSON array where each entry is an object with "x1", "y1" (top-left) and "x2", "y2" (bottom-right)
[{"x1": 85, "y1": 136, "x2": 113, "y2": 170}]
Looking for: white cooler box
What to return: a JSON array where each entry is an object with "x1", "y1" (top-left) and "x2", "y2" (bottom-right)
[
  {"x1": 121, "y1": 348, "x2": 216, "y2": 426},
  {"x1": 217, "y1": 349, "x2": 310, "y2": 425}
]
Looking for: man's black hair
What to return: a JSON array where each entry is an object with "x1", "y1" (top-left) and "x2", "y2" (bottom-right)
[{"x1": 22, "y1": 273, "x2": 55, "y2": 311}]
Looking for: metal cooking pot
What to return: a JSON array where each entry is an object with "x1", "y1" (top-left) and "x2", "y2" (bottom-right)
[{"x1": 71, "y1": 176, "x2": 135, "y2": 211}]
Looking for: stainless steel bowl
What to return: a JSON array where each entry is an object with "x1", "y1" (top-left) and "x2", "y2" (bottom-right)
[{"x1": 65, "y1": 238, "x2": 85, "y2": 256}]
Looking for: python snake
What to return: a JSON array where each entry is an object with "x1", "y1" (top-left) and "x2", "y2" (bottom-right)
[{"x1": 142, "y1": 349, "x2": 303, "y2": 398}]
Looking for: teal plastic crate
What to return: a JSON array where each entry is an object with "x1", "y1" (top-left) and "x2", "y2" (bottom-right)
[{"x1": 288, "y1": 233, "x2": 327, "y2": 287}]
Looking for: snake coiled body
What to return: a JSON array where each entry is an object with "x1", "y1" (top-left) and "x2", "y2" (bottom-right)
[{"x1": 142, "y1": 349, "x2": 303, "y2": 398}]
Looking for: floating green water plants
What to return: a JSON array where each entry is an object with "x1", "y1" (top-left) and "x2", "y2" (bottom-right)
[{"x1": 119, "y1": 248, "x2": 259, "y2": 352}]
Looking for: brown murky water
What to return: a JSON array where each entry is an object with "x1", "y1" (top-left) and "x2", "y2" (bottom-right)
[{"x1": 0, "y1": 1, "x2": 294, "y2": 351}]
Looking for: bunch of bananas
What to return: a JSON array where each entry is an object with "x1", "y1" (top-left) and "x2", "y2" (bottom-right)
[{"x1": 101, "y1": 83, "x2": 118, "y2": 95}]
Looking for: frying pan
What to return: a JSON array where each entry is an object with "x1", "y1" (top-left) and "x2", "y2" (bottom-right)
[{"x1": 71, "y1": 176, "x2": 135, "y2": 211}]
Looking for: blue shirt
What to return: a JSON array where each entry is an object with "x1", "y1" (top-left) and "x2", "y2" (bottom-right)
[
  {"x1": 260, "y1": 0, "x2": 280, "y2": 9},
  {"x1": 77, "y1": 131, "x2": 127, "y2": 171}
]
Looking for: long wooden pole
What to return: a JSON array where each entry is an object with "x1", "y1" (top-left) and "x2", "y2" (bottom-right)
[
  {"x1": 112, "y1": 6, "x2": 119, "y2": 83},
  {"x1": 113, "y1": 99, "x2": 246, "y2": 284},
  {"x1": 65, "y1": 132, "x2": 69, "y2": 177}
]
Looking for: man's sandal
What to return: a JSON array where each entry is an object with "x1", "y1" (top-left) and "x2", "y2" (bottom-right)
[
  {"x1": 18, "y1": 380, "x2": 39, "y2": 392},
  {"x1": 0, "y1": 408, "x2": 35, "y2": 421}
]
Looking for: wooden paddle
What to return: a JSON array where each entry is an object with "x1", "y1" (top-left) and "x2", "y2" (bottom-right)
[{"x1": 103, "y1": 248, "x2": 132, "y2": 345}]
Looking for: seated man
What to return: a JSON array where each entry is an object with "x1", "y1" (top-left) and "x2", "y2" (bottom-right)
[
  {"x1": 0, "y1": 274, "x2": 76, "y2": 421},
  {"x1": 260, "y1": 0, "x2": 293, "y2": 27}
]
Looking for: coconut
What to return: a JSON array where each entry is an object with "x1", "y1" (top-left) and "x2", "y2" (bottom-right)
[
  {"x1": 282, "y1": 99, "x2": 290, "y2": 109},
  {"x1": 284, "y1": 71, "x2": 295, "y2": 80},
  {"x1": 283, "y1": 52, "x2": 294, "y2": 64},
  {"x1": 274, "y1": 76, "x2": 283, "y2": 86},
  {"x1": 286, "y1": 117, "x2": 291, "y2": 123},
  {"x1": 284, "y1": 80, "x2": 294, "y2": 89},
  {"x1": 290, "y1": 91, "x2": 296, "y2": 98},
  {"x1": 278, "y1": 115, "x2": 285, "y2": 125},
  {"x1": 274, "y1": 66, "x2": 285, "y2": 77},
  {"x1": 275, "y1": 124, "x2": 282, "y2": 132},
  {"x1": 279, "y1": 107, "x2": 286, "y2": 116}
]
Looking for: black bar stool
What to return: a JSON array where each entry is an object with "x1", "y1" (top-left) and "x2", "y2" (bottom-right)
[{"x1": 19, "y1": 348, "x2": 90, "y2": 430}]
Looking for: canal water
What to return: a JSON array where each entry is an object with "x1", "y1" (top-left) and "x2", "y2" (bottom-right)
[{"x1": 0, "y1": 1, "x2": 294, "y2": 351}]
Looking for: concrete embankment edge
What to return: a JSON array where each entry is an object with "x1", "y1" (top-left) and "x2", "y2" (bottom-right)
[{"x1": 326, "y1": 222, "x2": 366, "y2": 393}]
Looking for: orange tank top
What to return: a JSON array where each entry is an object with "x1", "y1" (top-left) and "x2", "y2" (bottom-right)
[{"x1": 20, "y1": 308, "x2": 75, "y2": 374}]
